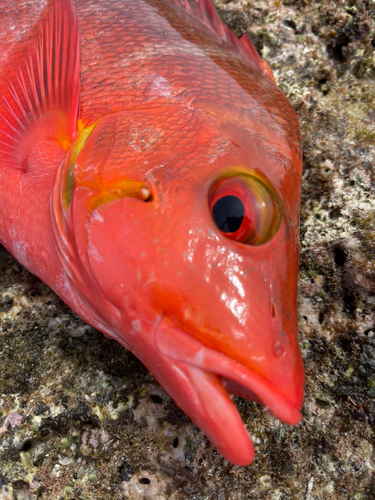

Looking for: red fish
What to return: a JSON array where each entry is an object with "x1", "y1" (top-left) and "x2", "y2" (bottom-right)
[{"x1": 0, "y1": 0, "x2": 303, "y2": 465}]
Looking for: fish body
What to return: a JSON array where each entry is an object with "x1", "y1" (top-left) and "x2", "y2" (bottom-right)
[{"x1": 0, "y1": 0, "x2": 303, "y2": 465}]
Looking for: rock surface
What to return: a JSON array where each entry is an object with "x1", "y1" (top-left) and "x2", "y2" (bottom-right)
[{"x1": 0, "y1": 0, "x2": 374, "y2": 499}]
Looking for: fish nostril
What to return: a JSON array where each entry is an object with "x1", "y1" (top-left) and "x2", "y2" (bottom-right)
[
  {"x1": 272, "y1": 341, "x2": 285, "y2": 357},
  {"x1": 141, "y1": 187, "x2": 153, "y2": 202},
  {"x1": 270, "y1": 298, "x2": 276, "y2": 318}
]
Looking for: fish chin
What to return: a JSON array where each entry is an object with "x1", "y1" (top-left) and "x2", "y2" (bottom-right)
[{"x1": 154, "y1": 317, "x2": 301, "y2": 465}]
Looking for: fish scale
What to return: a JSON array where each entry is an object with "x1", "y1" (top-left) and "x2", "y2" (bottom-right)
[
  {"x1": 75, "y1": 2, "x2": 276, "y2": 121},
  {"x1": 0, "y1": 0, "x2": 304, "y2": 465}
]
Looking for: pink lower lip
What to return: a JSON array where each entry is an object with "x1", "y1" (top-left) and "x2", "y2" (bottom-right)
[{"x1": 173, "y1": 361, "x2": 255, "y2": 465}]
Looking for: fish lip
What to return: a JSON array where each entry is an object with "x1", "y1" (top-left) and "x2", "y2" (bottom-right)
[{"x1": 154, "y1": 317, "x2": 302, "y2": 427}]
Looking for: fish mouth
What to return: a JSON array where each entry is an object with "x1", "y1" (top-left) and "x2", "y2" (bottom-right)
[{"x1": 154, "y1": 317, "x2": 302, "y2": 465}]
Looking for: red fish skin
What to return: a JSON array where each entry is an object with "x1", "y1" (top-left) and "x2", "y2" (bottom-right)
[{"x1": 0, "y1": 0, "x2": 303, "y2": 465}]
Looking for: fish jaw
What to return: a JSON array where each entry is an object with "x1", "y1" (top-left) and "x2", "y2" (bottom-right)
[
  {"x1": 146, "y1": 341, "x2": 256, "y2": 466},
  {"x1": 154, "y1": 317, "x2": 302, "y2": 426},
  {"x1": 162, "y1": 364, "x2": 256, "y2": 466},
  {"x1": 120, "y1": 313, "x2": 302, "y2": 466}
]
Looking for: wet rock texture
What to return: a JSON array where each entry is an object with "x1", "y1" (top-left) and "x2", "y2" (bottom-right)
[{"x1": 0, "y1": 0, "x2": 374, "y2": 498}]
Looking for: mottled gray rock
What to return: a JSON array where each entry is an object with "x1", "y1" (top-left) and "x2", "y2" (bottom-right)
[{"x1": 0, "y1": 0, "x2": 374, "y2": 499}]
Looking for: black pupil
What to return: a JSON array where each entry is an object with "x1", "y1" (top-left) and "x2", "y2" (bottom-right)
[{"x1": 212, "y1": 195, "x2": 244, "y2": 233}]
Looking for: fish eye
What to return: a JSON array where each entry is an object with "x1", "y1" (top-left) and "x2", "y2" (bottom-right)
[
  {"x1": 208, "y1": 173, "x2": 281, "y2": 245},
  {"x1": 212, "y1": 195, "x2": 244, "y2": 233}
]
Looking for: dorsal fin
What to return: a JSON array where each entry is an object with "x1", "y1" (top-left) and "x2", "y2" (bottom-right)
[
  {"x1": 170, "y1": 0, "x2": 275, "y2": 81},
  {"x1": 0, "y1": 0, "x2": 80, "y2": 170}
]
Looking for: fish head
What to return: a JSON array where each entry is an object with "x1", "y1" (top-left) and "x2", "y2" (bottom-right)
[{"x1": 55, "y1": 95, "x2": 303, "y2": 465}]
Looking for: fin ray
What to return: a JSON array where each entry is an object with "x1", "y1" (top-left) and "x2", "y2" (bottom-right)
[
  {"x1": 170, "y1": 0, "x2": 275, "y2": 80},
  {"x1": 0, "y1": 0, "x2": 80, "y2": 170}
]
